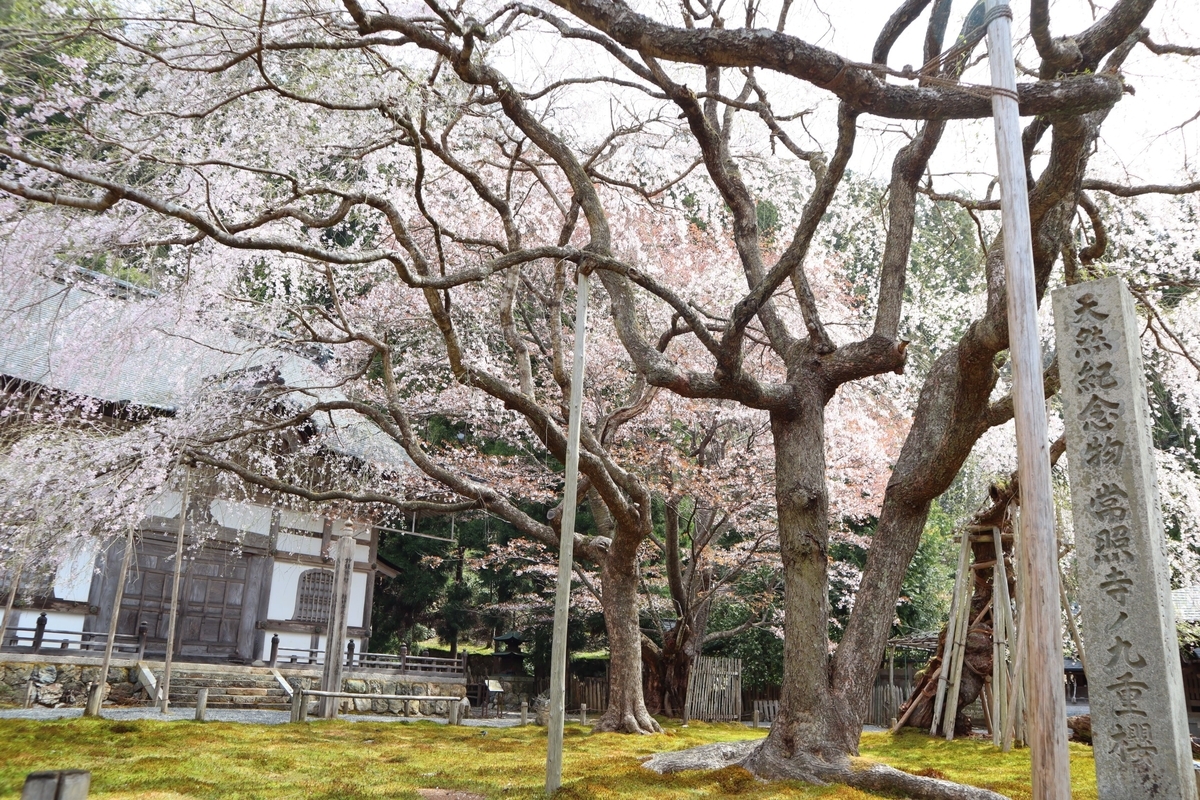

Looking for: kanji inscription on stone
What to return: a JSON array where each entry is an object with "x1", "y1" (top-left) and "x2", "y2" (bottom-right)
[{"x1": 1053, "y1": 277, "x2": 1196, "y2": 800}]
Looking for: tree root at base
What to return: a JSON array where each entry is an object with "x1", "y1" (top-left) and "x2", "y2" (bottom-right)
[
  {"x1": 642, "y1": 739, "x2": 1009, "y2": 800},
  {"x1": 591, "y1": 708, "x2": 663, "y2": 734}
]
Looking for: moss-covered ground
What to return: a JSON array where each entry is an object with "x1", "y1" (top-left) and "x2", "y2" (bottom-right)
[{"x1": 0, "y1": 718, "x2": 1097, "y2": 799}]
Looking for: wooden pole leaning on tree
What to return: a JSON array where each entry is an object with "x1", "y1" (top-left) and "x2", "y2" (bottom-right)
[
  {"x1": 984, "y1": 4, "x2": 1070, "y2": 792},
  {"x1": 545, "y1": 270, "x2": 590, "y2": 795},
  {"x1": 87, "y1": 528, "x2": 136, "y2": 718},
  {"x1": 160, "y1": 467, "x2": 192, "y2": 713}
]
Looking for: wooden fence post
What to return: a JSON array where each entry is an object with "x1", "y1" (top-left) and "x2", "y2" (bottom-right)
[
  {"x1": 752, "y1": 708, "x2": 760, "y2": 729},
  {"x1": 269, "y1": 635, "x2": 280, "y2": 669},
  {"x1": 83, "y1": 683, "x2": 102, "y2": 716},
  {"x1": 449, "y1": 698, "x2": 459, "y2": 726},
  {"x1": 399, "y1": 645, "x2": 407, "y2": 673},
  {"x1": 520, "y1": 700, "x2": 528, "y2": 726},
  {"x1": 135, "y1": 622, "x2": 148, "y2": 661},
  {"x1": 194, "y1": 688, "x2": 208, "y2": 722},
  {"x1": 290, "y1": 690, "x2": 303, "y2": 723},
  {"x1": 346, "y1": 640, "x2": 355, "y2": 667},
  {"x1": 23, "y1": 678, "x2": 34, "y2": 709},
  {"x1": 32, "y1": 613, "x2": 47, "y2": 653},
  {"x1": 580, "y1": 703, "x2": 586, "y2": 726},
  {"x1": 21, "y1": 770, "x2": 90, "y2": 800}
]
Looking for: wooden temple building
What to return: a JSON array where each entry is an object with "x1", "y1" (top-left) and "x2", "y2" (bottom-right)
[{"x1": 0, "y1": 270, "x2": 452, "y2": 699}]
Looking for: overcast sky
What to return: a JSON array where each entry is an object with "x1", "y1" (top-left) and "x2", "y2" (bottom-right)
[{"x1": 496, "y1": 1, "x2": 1200, "y2": 197}]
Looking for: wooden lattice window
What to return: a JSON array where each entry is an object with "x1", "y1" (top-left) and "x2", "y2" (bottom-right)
[{"x1": 293, "y1": 569, "x2": 334, "y2": 623}]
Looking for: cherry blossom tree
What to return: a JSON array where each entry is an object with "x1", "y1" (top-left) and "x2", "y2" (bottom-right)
[{"x1": 3, "y1": 0, "x2": 1200, "y2": 795}]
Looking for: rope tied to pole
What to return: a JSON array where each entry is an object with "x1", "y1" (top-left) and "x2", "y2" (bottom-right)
[{"x1": 834, "y1": 2, "x2": 1018, "y2": 103}]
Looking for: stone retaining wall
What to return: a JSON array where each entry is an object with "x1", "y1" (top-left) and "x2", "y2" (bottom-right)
[
  {"x1": 1, "y1": 656, "x2": 466, "y2": 715},
  {"x1": 340, "y1": 678, "x2": 465, "y2": 715},
  {"x1": 1, "y1": 662, "x2": 141, "y2": 708}
]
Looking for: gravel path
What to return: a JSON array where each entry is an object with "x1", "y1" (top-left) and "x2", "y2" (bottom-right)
[{"x1": 0, "y1": 706, "x2": 523, "y2": 727}]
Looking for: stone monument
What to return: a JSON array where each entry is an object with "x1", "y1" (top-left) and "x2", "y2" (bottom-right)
[{"x1": 1053, "y1": 276, "x2": 1197, "y2": 800}]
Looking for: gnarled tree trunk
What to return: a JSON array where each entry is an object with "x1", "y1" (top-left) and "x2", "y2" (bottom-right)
[
  {"x1": 742, "y1": 386, "x2": 861, "y2": 776},
  {"x1": 595, "y1": 540, "x2": 662, "y2": 733}
]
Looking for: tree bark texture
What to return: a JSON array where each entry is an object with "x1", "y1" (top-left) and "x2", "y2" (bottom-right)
[
  {"x1": 595, "y1": 543, "x2": 663, "y2": 733},
  {"x1": 742, "y1": 387, "x2": 858, "y2": 767}
]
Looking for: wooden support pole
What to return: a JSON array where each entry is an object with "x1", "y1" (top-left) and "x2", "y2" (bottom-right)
[
  {"x1": 1, "y1": 559, "x2": 24, "y2": 647},
  {"x1": 891, "y1": 665, "x2": 940, "y2": 733},
  {"x1": 985, "y1": 2, "x2": 1070, "y2": 792},
  {"x1": 194, "y1": 688, "x2": 208, "y2": 722},
  {"x1": 580, "y1": 703, "x2": 587, "y2": 726},
  {"x1": 1003, "y1": 601, "x2": 1028, "y2": 752},
  {"x1": 981, "y1": 682, "x2": 994, "y2": 737},
  {"x1": 888, "y1": 647, "x2": 896, "y2": 722},
  {"x1": 931, "y1": 531, "x2": 972, "y2": 734},
  {"x1": 992, "y1": 560, "x2": 1006, "y2": 748},
  {"x1": 450, "y1": 698, "x2": 460, "y2": 726},
  {"x1": 521, "y1": 700, "x2": 528, "y2": 726},
  {"x1": 318, "y1": 535, "x2": 355, "y2": 718},
  {"x1": 545, "y1": 271, "x2": 589, "y2": 795},
  {"x1": 943, "y1": 563, "x2": 973, "y2": 739},
  {"x1": 160, "y1": 467, "x2": 191, "y2": 713},
  {"x1": 89, "y1": 528, "x2": 135, "y2": 717},
  {"x1": 753, "y1": 708, "x2": 760, "y2": 729},
  {"x1": 23, "y1": 678, "x2": 34, "y2": 709},
  {"x1": 1057, "y1": 560, "x2": 1086, "y2": 673}
]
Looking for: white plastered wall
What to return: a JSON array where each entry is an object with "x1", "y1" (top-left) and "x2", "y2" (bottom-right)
[
  {"x1": 210, "y1": 499, "x2": 273, "y2": 536},
  {"x1": 146, "y1": 490, "x2": 183, "y2": 519},
  {"x1": 266, "y1": 562, "x2": 368, "y2": 628},
  {"x1": 7, "y1": 610, "x2": 85, "y2": 646},
  {"x1": 53, "y1": 545, "x2": 96, "y2": 603},
  {"x1": 268, "y1": 562, "x2": 310, "y2": 621},
  {"x1": 277, "y1": 532, "x2": 322, "y2": 557}
]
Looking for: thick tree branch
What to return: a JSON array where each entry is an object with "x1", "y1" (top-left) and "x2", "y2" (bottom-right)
[
  {"x1": 1082, "y1": 178, "x2": 1200, "y2": 196},
  {"x1": 548, "y1": 0, "x2": 1124, "y2": 120}
]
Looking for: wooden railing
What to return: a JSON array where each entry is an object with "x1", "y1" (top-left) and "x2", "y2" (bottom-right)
[
  {"x1": 267, "y1": 637, "x2": 465, "y2": 677},
  {"x1": 1, "y1": 613, "x2": 147, "y2": 658}
]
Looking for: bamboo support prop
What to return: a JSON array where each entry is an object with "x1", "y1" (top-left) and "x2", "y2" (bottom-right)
[
  {"x1": 1002, "y1": 592, "x2": 1028, "y2": 752},
  {"x1": 985, "y1": 0, "x2": 1071, "y2": 792},
  {"x1": 1058, "y1": 559, "x2": 1086, "y2": 672},
  {"x1": 993, "y1": 542, "x2": 1011, "y2": 748},
  {"x1": 931, "y1": 530, "x2": 972, "y2": 734},
  {"x1": 980, "y1": 682, "x2": 994, "y2": 736},
  {"x1": 545, "y1": 271, "x2": 590, "y2": 795},
  {"x1": 888, "y1": 647, "x2": 896, "y2": 724},
  {"x1": 159, "y1": 467, "x2": 192, "y2": 713},
  {"x1": 942, "y1": 565, "x2": 973, "y2": 739},
  {"x1": 891, "y1": 664, "x2": 940, "y2": 733}
]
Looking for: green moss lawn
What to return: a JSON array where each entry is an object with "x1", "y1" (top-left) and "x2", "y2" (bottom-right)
[{"x1": 0, "y1": 718, "x2": 1097, "y2": 799}]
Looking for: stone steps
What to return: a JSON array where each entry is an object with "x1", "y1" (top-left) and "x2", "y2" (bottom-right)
[{"x1": 157, "y1": 668, "x2": 295, "y2": 711}]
